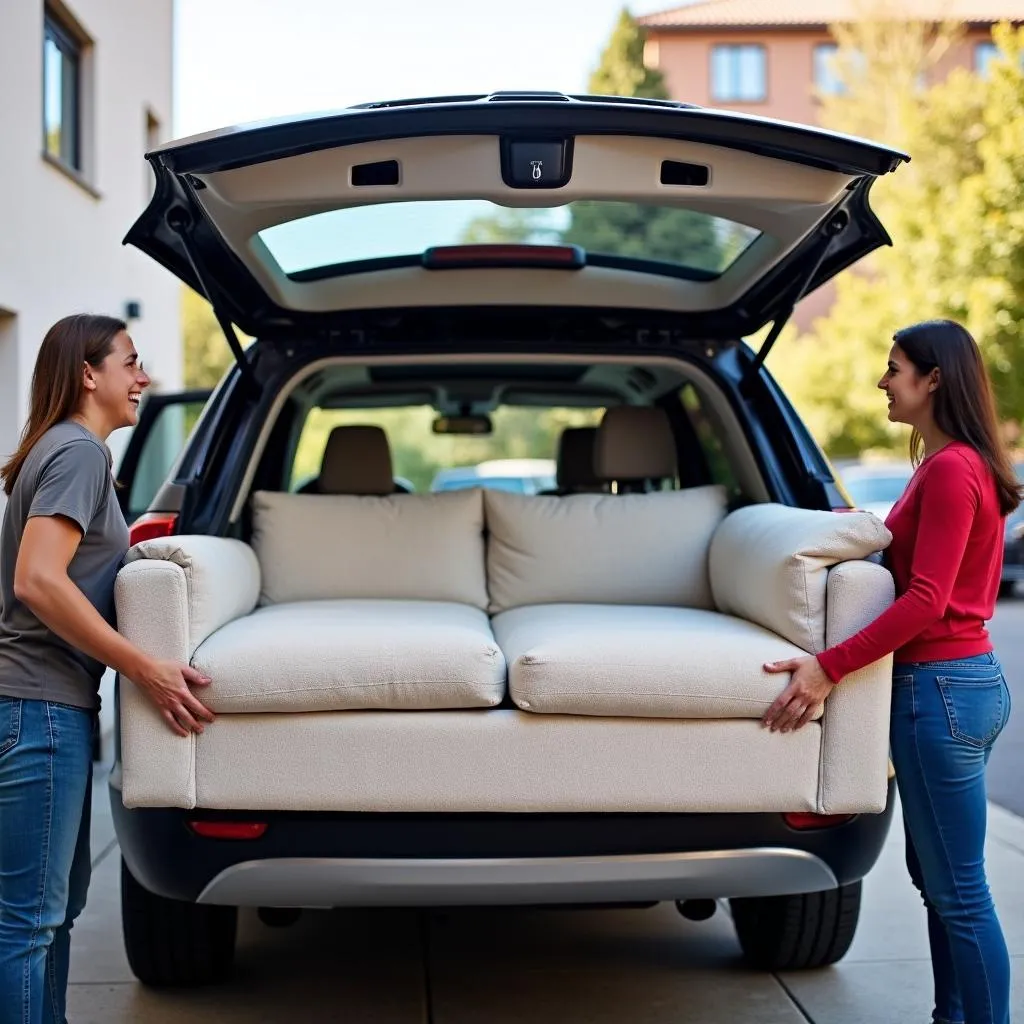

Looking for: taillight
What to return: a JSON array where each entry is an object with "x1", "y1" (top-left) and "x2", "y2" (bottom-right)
[
  {"x1": 188, "y1": 821, "x2": 268, "y2": 840},
  {"x1": 783, "y1": 812, "x2": 855, "y2": 831},
  {"x1": 128, "y1": 512, "x2": 178, "y2": 546}
]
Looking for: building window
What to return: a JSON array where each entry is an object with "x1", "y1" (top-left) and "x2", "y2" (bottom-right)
[
  {"x1": 813, "y1": 43, "x2": 845, "y2": 96},
  {"x1": 711, "y1": 44, "x2": 766, "y2": 102},
  {"x1": 976, "y1": 41, "x2": 997, "y2": 77},
  {"x1": 43, "y1": 9, "x2": 83, "y2": 170}
]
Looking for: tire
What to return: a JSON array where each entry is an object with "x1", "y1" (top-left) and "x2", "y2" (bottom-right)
[
  {"x1": 729, "y1": 881, "x2": 862, "y2": 970},
  {"x1": 121, "y1": 857, "x2": 238, "y2": 987},
  {"x1": 998, "y1": 580, "x2": 1017, "y2": 600}
]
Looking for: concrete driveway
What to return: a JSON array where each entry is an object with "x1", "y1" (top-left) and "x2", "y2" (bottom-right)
[{"x1": 69, "y1": 771, "x2": 1024, "y2": 1024}]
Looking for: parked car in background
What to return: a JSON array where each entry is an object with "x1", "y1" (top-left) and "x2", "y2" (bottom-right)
[
  {"x1": 1001, "y1": 460, "x2": 1024, "y2": 598},
  {"x1": 839, "y1": 461, "x2": 913, "y2": 522},
  {"x1": 839, "y1": 458, "x2": 1023, "y2": 599},
  {"x1": 431, "y1": 459, "x2": 557, "y2": 494}
]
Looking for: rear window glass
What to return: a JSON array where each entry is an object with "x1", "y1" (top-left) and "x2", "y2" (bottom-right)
[
  {"x1": 289, "y1": 405, "x2": 604, "y2": 495},
  {"x1": 258, "y1": 200, "x2": 760, "y2": 280}
]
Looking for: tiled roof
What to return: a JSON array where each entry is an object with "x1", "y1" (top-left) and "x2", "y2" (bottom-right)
[{"x1": 638, "y1": 0, "x2": 1024, "y2": 28}]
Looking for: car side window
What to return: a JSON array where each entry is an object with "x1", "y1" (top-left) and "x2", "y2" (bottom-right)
[
  {"x1": 680, "y1": 384, "x2": 741, "y2": 494},
  {"x1": 121, "y1": 398, "x2": 208, "y2": 522}
]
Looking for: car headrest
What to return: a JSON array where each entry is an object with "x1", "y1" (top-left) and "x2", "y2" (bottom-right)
[
  {"x1": 319, "y1": 425, "x2": 394, "y2": 495},
  {"x1": 594, "y1": 407, "x2": 676, "y2": 482},
  {"x1": 556, "y1": 427, "x2": 602, "y2": 490}
]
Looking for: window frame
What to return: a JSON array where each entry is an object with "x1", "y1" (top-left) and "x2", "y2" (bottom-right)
[
  {"x1": 710, "y1": 43, "x2": 768, "y2": 104},
  {"x1": 42, "y1": 8, "x2": 83, "y2": 172}
]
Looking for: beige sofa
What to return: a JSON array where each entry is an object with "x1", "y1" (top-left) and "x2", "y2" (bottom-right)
[{"x1": 113, "y1": 474, "x2": 895, "y2": 818}]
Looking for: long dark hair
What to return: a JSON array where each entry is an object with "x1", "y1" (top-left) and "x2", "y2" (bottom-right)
[
  {"x1": 1, "y1": 314, "x2": 126, "y2": 496},
  {"x1": 894, "y1": 319, "x2": 1022, "y2": 516}
]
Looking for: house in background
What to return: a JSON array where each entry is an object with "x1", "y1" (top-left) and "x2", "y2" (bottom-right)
[
  {"x1": 0, "y1": 1, "x2": 182, "y2": 482},
  {"x1": 637, "y1": 0, "x2": 1024, "y2": 328}
]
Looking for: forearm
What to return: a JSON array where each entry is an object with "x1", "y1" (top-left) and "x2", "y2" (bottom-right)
[
  {"x1": 17, "y1": 574, "x2": 151, "y2": 680},
  {"x1": 818, "y1": 585, "x2": 943, "y2": 682}
]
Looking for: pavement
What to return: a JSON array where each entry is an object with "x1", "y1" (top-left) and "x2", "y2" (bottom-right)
[{"x1": 67, "y1": 765, "x2": 1024, "y2": 1024}]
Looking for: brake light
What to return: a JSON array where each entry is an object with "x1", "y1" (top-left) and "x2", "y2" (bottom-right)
[
  {"x1": 128, "y1": 512, "x2": 178, "y2": 546},
  {"x1": 188, "y1": 821, "x2": 268, "y2": 840},
  {"x1": 423, "y1": 243, "x2": 585, "y2": 270},
  {"x1": 783, "y1": 812, "x2": 855, "y2": 831}
]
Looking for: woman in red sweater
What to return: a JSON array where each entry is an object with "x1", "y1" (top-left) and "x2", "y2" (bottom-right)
[{"x1": 762, "y1": 319, "x2": 1021, "y2": 1024}]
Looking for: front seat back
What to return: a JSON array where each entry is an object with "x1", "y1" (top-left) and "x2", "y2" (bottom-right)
[
  {"x1": 309, "y1": 425, "x2": 397, "y2": 495},
  {"x1": 594, "y1": 407, "x2": 677, "y2": 493}
]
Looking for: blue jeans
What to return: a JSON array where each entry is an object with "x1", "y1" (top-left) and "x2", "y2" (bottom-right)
[
  {"x1": 891, "y1": 653, "x2": 1012, "y2": 1024},
  {"x1": 0, "y1": 698, "x2": 93, "y2": 1024}
]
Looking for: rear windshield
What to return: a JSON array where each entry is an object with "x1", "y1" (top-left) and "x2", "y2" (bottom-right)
[
  {"x1": 258, "y1": 200, "x2": 760, "y2": 280},
  {"x1": 289, "y1": 405, "x2": 604, "y2": 494}
]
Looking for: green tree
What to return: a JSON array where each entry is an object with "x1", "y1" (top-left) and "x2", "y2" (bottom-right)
[
  {"x1": 770, "y1": 19, "x2": 1024, "y2": 457},
  {"x1": 181, "y1": 285, "x2": 251, "y2": 389},
  {"x1": 588, "y1": 6, "x2": 669, "y2": 99}
]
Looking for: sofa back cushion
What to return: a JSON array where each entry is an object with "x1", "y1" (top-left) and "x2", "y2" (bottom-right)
[
  {"x1": 708, "y1": 503, "x2": 892, "y2": 654},
  {"x1": 484, "y1": 486, "x2": 728, "y2": 614},
  {"x1": 250, "y1": 489, "x2": 489, "y2": 609}
]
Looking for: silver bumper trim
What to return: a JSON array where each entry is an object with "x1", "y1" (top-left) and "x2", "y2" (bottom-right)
[{"x1": 196, "y1": 848, "x2": 839, "y2": 908}]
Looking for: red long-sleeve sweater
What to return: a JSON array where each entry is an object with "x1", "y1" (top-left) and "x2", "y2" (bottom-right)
[{"x1": 817, "y1": 442, "x2": 1003, "y2": 683}]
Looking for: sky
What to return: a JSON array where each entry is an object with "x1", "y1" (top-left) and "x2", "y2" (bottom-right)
[
  {"x1": 172, "y1": 0, "x2": 671, "y2": 140},
  {"x1": 171, "y1": 0, "x2": 677, "y2": 267}
]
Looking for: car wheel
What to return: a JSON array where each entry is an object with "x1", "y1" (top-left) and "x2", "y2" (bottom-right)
[
  {"x1": 729, "y1": 882, "x2": 861, "y2": 970},
  {"x1": 998, "y1": 580, "x2": 1017, "y2": 600},
  {"x1": 121, "y1": 857, "x2": 237, "y2": 986}
]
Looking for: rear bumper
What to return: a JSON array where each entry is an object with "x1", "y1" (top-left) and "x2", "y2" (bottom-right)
[
  {"x1": 110, "y1": 776, "x2": 895, "y2": 907},
  {"x1": 196, "y1": 849, "x2": 839, "y2": 908}
]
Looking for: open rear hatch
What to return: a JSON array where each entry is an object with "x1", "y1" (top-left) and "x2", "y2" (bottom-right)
[{"x1": 125, "y1": 92, "x2": 908, "y2": 353}]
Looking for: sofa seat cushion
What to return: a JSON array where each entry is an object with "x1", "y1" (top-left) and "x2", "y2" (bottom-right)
[
  {"x1": 191, "y1": 600, "x2": 506, "y2": 713},
  {"x1": 492, "y1": 604, "x2": 817, "y2": 720}
]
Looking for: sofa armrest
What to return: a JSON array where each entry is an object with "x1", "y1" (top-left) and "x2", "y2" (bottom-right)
[
  {"x1": 818, "y1": 559, "x2": 896, "y2": 814},
  {"x1": 113, "y1": 536, "x2": 259, "y2": 810},
  {"x1": 709, "y1": 503, "x2": 891, "y2": 654},
  {"x1": 123, "y1": 536, "x2": 260, "y2": 657}
]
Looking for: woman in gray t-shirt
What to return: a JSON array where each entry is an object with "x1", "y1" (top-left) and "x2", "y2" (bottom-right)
[{"x1": 0, "y1": 314, "x2": 214, "y2": 1024}]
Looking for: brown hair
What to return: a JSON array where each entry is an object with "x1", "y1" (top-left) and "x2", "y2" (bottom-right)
[
  {"x1": 1, "y1": 314, "x2": 126, "y2": 496},
  {"x1": 894, "y1": 319, "x2": 1023, "y2": 516}
]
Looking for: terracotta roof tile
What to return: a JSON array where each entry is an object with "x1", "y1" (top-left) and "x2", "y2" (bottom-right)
[{"x1": 638, "y1": 0, "x2": 1024, "y2": 29}]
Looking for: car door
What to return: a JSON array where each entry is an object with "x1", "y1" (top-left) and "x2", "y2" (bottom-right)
[{"x1": 115, "y1": 388, "x2": 212, "y2": 532}]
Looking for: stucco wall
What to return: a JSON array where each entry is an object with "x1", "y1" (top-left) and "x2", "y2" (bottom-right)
[{"x1": 0, "y1": 0, "x2": 180, "y2": 476}]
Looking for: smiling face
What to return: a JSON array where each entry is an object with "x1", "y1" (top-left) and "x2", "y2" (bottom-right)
[
  {"x1": 877, "y1": 343, "x2": 937, "y2": 428},
  {"x1": 82, "y1": 330, "x2": 151, "y2": 434}
]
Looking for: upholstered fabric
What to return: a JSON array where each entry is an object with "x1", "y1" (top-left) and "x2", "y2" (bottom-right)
[
  {"x1": 493, "y1": 603, "x2": 814, "y2": 719},
  {"x1": 819, "y1": 559, "x2": 897, "y2": 814},
  {"x1": 110, "y1": 709, "x2": 821, "y2": 812},
  {"x1": 318, "y1": 425, "x2": 394, "y2": 495},
  {"x1": 484, "y1": 486, "x2": 728, "y2": 614},
  {"x1": 250, "y1": 489, "x2": 488, "y2": 609},
  {"x1": 114, "y1": 559, "x2": 197, "y2": 809},
  {"x1": 123, "y1": 535, "x2": 261, "y2": 657},
  {"x1": 594, "y1": 406, "x2": 677, "y2": 481},
  {"x1": 708, "y1": 504, "x2": 892, "y2": 654},
  {"x1": 191, "y1": 600, "x2": 505, "y2": 713}
]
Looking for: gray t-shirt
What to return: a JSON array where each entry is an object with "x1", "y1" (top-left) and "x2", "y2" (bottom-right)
[{"x1": 0, "y1": 421, "x2": 130, "y2": 709}]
